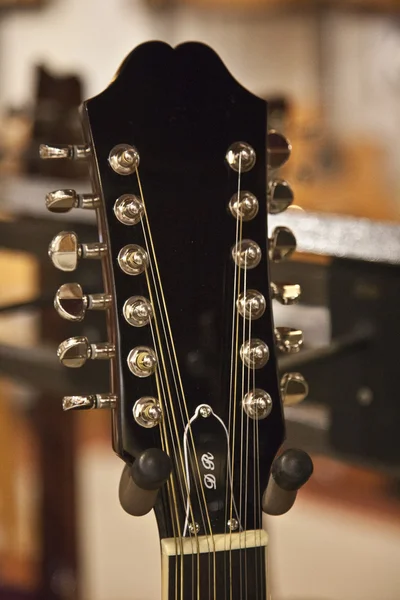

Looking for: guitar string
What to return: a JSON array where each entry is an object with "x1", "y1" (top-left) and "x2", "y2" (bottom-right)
[
  {"x1": 145, "y1": 270, "x2": 191, "y2": 600},
  {"x1": 137, "y1": 177, "x2": 201, "y2": 600},
  {"x1": 141, "y1": 209, "x2": 212, "y2": 600},
  {"x1": 223, "y1": 166, "x2": 242, "y2": 600},
  {"x1": 230, "y1": 162, "x2": 243, "y2": 600},
  {"x1": 252, "y1": 335, "x2": 259, "y2": 600},
  {"x1": 255, "y1": 364, "x2": 263, "y2": 598},
  {"x1": 143, "y1": 238, "x2": 201, "y2": 600},
  {"x1": 145, "y1": 254, "x2": 217, "y2": 600},
  {"x1": 150, "y1": 318, "x2": 200, "y2": 600},
  {"x1": 228, "y1": 154, "x2": 243, "y2": 600},
  {"x1": 148, "y1": 267, "x2": 211, "y2": 595},
  {"x1": 144, "y1": 235, "x2": 193, "y2": 530},
  {"x1": 137, "y1": 170, "x2": 217, "y2": 600},
  {"x1": 154, "y1": 365, "x2": 183, "y2": 600},
  {"x1": 136, "y1": 169, "x2": 216, "y2": 600},
  {"x1": 153, "y1": 385, "x2": 179, "y2": 600},
  {"x1": 244, "y1": 301, "x2": 252, "y2": 600},
  {"x1": 144, "y1": 229, "x2": 210, "y2": 597},
  {"x1": 147, "y1": 319, "x2": 181, "y2": 596},
  {"x1": 144, "y1": 173, "x2": 265, "y2": 600},
  {"x1": 238, "y1": 251, "x2": 248, "y2": 599}
]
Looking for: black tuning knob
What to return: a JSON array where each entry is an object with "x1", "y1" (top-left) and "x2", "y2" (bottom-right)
[
  {"x1": 262, "y1": 448, "x2": 313, "y2": 516},
  {"x1": 119, "y1": 448, "x2": 172, "y2": 517}
]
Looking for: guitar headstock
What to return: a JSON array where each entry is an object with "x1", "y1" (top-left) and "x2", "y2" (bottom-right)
[{"x1": 43, "y1": 42, "x2": 311, "y2": 544}]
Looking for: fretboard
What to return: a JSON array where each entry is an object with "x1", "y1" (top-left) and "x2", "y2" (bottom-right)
[{"x1": 161, "y1": 530, "x2": 268, "y2": 600}]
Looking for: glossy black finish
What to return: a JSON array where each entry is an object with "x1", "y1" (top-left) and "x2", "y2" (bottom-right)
[{"x1": 83, "y1": 42, "x2": 285, "y2": 539}]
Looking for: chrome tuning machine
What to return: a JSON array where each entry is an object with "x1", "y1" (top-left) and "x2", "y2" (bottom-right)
[
  {"x1": 280, "y1": 372, "x2": 308, "y2": 406},
  {"x1": 271, "y1": 282, "x2": 301, "y2": 305},
  {"x1": 54, "y1": 283, "x2": 112, "y2": 322},
  {"x1": 48, "y1": 231, "x2": 106, "y2": 272},
  {"x1": 46, "y1": 189, "x2": 99, "y2": 213},
  {"x1": 57, "y1": 336, "x2": 115, "y2": 368},
  {"x1": 63, "y1": 394, "x2": 117, "y2": 411},
  {"x1": 267, "y1": 131, "x2": 291, "y2": 170},
  {"x1": 275, "y1": 327, "x2": 303, "y2": 354},
  {"x1": 268, "y1": 179, "x2": 294, "y2": 214},
  {"x1": 269, "y1": 227, "x2": 296, "y2": 262},
  {"x1": 40, "y1": 144, "x2": 91, "y2": 161}
]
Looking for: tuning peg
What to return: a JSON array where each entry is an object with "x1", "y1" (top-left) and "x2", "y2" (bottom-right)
[
  {"x1": 62, "y1": 394, "x2": 117, "y2": 411},
  {"x1": 269, "y1": 227, "x2": 296, "y2": 262},
  {"x1": 109, "y1": 144, "x2": 140, "y2": 175},
  {"x1": 267, "y1": 131, "x2": 292, "y2": 170},
  {"x1": 57, "y1": 336, "x2": 115, "y2": 368},
  {"x1": 39, "y1": 144, "x2": 90, "y2": 161},
  {"x1": 48, "y1": 231, "x2": 107, "y2": 272},
  {"x1": 271, "y1": 282, "x2": 301, "y2": 305},
  {"x1": 275, "y1": 327, "x2": 303, "y2": 353},
  {"x1": 268, "y1": 179, "x2": 294, "y2": 214},
  {"x1": 280, "y1": 372, "x2": 309, "y2": 405},
  {"x1": 54, "y1": 283, "x2": 112, "y2": 322},
  {"x1": 46, "y1": 189, "x2": 99, "y2": 213}
]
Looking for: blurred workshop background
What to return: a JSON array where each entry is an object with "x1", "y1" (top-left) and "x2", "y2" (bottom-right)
[{"x1": 0, "y1": 0, "x2": 399, "y2": 599}]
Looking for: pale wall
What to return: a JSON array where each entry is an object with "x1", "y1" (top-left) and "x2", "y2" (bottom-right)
[{"x1": 0, "y1": 0, "x2": 319, "y2": 106}]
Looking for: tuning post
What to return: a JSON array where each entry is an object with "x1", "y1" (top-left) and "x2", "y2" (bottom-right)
[
  {"x1": 228, "y1": 191, "x2": 259, "y2": 221},
  {"x1": 57, "y1": 336, "x2": 115, "y2": 368},
  {"x1": 127, "y1": 346, "x2": 157, "y2": 378},
  {"x1": 267, "y1": 131, "x2": 291, "y2": 169},
  {"x1": 271, "y1": 282, "x2": 301, "y2": 305},
  {"x1": 226, "y1": 141, "x2": 256, "y2": 172},
  {"x1": 232, "y1": 239, "x2": 262, "y2": 270},
  {"x1": 240, "y1": 339, "x2": 270, "y2": 369},
  {"x1": 237, "y1": 289, "x2": 266, "y2": 320},
  {"x1": 46, "y1": 189, "x2": 100, "y2": 213},
  {"x1": 275, "y1": 327, "x2": 303, "y2": 354},
  {"x1": 40, "y1": 144, "x2": 91, "y2": 161},
  {"x1": 48, "y1": 231, "x2": 107, "y2": 272},
  {"x1": 114, "y1": 194, "x2": 144, "y2": 225},
  {"x1": 118, "y1": 244, "x2": 149, "y2": 275},
  {"x1": 269, "y1": 227, "x2": 296, "y2": 262},
  {"x1": 268, "y1": 179, "x2": 294, "y2": 214},
  {"x1": 243, "y1": 389, "x2": 273, "y2": 420},
  {"x1": 280, "y1": 373, "x2": 309, "y2": 406},
  {"x1": 109, "y1": 144, "x2": 140, "y2": 175},
  {"x1": 62, "y1": 394, "x2": 117, "y2": 411},
  {"x1": 123, "y1": 296, "x2": 153, "y2": 327},
  {"x1": 54, "y1": 282, "x2": 112, "y2": 322},
  {"x1": 133, "y1": 397, "x2": 162, "y2": 428}
]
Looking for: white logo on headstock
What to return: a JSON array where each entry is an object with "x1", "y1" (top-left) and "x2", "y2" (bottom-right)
[
  {"x1": 201, "y1": 452, "x2": 215, "y2": 471},
  {"x1": 204, "y1": 473, "x2": 217, "y2": 489},
  {"x1": 201, "y1": 452, "x2": 216, "y2": 489}
]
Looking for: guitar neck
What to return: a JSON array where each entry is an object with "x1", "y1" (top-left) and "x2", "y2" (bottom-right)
[
  {"x1": 41, "y1": 40, "x2": 312, "y2": 600},
  {"x1": 161, "y1": 531, "x2": 268, "y2": 599}
]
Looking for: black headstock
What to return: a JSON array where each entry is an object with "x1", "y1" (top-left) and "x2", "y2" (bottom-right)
[{"x1": 43, "y1": 42, "x2": 310, "y2": 549}]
